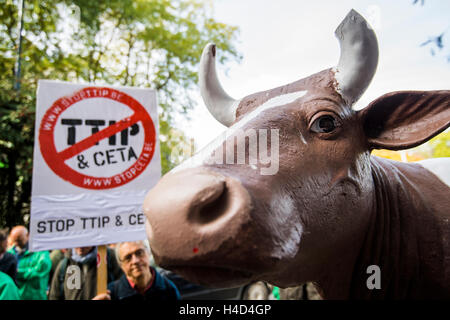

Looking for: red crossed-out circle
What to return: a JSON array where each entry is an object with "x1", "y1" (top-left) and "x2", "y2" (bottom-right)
[{"x1": 39, "y1": 87, "x2": 156, "y2": 190}]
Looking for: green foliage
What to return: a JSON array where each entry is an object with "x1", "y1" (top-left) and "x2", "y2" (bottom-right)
[
  {"x1": 0, "y1": 0, "x2": 240, "y2": 227},
  {"x1": 429, "y1": 130, "x2": 450, "y2": 158},
  {"x1": 403, "y1": 130, "x2": 450, "y2": 160}
]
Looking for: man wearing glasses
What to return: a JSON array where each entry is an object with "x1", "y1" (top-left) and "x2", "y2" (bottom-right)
[{"x1": 93, "y1": 241, "x2": 180, "y2": 300}]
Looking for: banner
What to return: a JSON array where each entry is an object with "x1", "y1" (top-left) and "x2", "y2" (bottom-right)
[{"x1": 29, "y1": 80, "x2": 161, "y2": 251}]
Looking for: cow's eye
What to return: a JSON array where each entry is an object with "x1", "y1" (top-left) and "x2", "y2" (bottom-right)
[{"x1": 310, "y1": 115, "x2": 338, "y2": 133}]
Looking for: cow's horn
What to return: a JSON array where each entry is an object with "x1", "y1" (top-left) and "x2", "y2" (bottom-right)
[
  {"x1": 199, "y1": 43, "x2": 240, "y2": 127},
  {"x1": 334, "y1": 9, "x2": 379, "y2": 107}
]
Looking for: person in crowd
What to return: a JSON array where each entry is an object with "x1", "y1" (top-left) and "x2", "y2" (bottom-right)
[
  {"x1": 0, "y1": 229, "x2": 17, "y2": 283},
  {"x1": 0, "y1": 271, "x2": 20, "y2": 300},
  {"x1": 93, "y1": 241, "x2": 180, "y2": 300},
  {"x1": 49, "y1": 248, "x2": 66, "y2": 286},
  {"x1": 49, "y1": 246, "x2": 123, "y2": 300},
  {"x1": 7, "y1": 225, "x2": 51, "y2": 300}
]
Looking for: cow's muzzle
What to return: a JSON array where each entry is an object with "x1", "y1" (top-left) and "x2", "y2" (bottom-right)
[{"x1": 143, "y1": 168, "x2": 253, "y2": 284}]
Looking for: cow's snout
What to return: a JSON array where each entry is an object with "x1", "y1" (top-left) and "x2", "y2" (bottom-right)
[{"x1": 143, "y1": 168, "x2": 253, "y2": 267}]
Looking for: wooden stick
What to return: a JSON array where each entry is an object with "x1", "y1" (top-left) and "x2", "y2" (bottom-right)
[{"x1": 96, "y1": 245, "x2": 107, "y2": 295}]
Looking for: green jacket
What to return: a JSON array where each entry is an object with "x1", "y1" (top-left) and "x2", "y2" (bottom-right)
[
  {"x1": 0, "y1": 271, "x2": 20, "y2": 300},
  {"x1": 8, "y1": 245, "x2": 51, "y2": 300}
]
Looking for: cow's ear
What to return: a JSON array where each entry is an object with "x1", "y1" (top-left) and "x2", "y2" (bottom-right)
[{"x1": 358, "y1": 90, "x2": 450, "y2": 150}]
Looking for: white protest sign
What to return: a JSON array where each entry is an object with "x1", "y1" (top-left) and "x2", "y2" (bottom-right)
[{"x1": 29, "y1": 80, "x2": 161, "y2": 251}]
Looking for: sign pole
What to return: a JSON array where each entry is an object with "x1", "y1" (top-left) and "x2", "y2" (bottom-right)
[{"x1": 96, "y1": 245, "x2": 107, "y2": 295}]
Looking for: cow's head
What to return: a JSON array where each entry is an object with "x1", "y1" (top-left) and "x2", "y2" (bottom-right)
[{"x1": 143, "y1": 10, "x2": 449, "y2": 288}]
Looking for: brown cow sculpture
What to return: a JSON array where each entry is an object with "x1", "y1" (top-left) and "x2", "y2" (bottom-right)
[{"x1": 143, "y1": 10, "x2": 450, "y2": 299}]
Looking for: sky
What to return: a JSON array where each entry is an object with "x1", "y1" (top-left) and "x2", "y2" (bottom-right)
[{"x1": 178, "y1": 0, "x2": 450, "y2": 151}]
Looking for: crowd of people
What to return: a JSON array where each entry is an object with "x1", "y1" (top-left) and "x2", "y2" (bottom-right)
[{"x1": 0, "y1": 226, "x2": 180, "y2": 300}]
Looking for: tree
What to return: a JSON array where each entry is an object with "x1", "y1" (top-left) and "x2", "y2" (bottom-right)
[{"x1": 0, "y1": 0, "x2": 240, "y2": 228}]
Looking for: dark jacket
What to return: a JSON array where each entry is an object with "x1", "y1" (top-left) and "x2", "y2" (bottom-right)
[
  {"x1": 48, "y1": 248, "x2": 123, "y2": 300},
  {"x1": 0, "y1": 252, "x2": 17, "y2": 283},
  {"x1": 49, "y1": 249, "x2": 65, "y2": 286},
  {"x1": 108, "y1": 267, "x2": 180, "y2": 301}
]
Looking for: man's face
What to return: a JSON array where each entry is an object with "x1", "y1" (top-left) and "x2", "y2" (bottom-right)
[
  {"x1": 119, "y1": 242, "x2": 150, "y2": 280},
  {"x1": 74, "y1": 246, "x2": 94, "y2": 256}
]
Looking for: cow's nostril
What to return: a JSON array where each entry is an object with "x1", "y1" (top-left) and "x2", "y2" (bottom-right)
[
  {"x1": 189, "y1": 184, "x2": 229, "y2": 225},
  {"x1": 144, "y1": 168, "x2": 252, "y2": 261}
]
